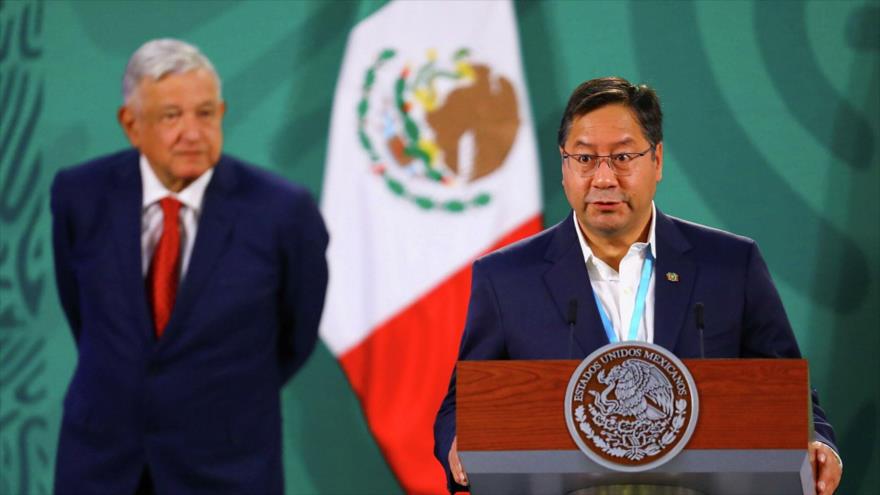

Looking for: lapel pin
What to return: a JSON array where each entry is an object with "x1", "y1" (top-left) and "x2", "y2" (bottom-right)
[{"x1": 666, "y1": 272, "x2": 679, "y2": 283}]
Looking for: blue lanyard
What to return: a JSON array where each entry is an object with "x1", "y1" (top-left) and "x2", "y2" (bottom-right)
[{"x1": 593, "y1": 252, "x2": 654, "y2": 343}]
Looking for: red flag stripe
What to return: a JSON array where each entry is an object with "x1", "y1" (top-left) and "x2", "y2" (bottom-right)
[{"x1": 340, "y1": 214, "x2": 542, "y2": 494}]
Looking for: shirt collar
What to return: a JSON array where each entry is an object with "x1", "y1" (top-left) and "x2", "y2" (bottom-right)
[
  {"x1": 574, "y1": 201, "x2": 658, "y2": 270},
  {"x1": 140, "y1": 154, "x2": 214, "y2": 213}
]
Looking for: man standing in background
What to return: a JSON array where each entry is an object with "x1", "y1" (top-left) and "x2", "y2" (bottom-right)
[{"x1": 51, "y1": 38, "x2": 328, "y2": 493}]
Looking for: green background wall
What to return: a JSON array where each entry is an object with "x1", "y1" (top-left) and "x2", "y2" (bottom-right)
[{"x1": 1, "y1": 1, "x2": 877, "y2": 493}]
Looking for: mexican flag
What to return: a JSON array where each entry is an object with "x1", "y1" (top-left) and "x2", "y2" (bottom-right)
[{"x1": 319, "y1": 1, "x2": 542, "y2": 492}]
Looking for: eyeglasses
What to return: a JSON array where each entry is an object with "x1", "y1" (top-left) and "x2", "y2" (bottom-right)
[{"x1": 561, "y1": 145, "x2": 655, "y2": 177}]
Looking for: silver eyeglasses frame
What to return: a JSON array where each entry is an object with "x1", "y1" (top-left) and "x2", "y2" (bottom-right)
[{"x1": 561, "y1": 145, "x2": 655, "y2": 177}]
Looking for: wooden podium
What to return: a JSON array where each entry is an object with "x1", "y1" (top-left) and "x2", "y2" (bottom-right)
[{"x1": 457, "y1": 359, "x2": 814, "y2": 495}]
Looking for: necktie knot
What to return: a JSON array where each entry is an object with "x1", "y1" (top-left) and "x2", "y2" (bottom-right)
[{"x1": 159, "y1": 196, "x2": 182, "y2": 217}]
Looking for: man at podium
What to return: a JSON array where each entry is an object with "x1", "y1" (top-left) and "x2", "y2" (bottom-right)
[{"x1": 434, "y1": 77, "x2": 841, "y2": 494}]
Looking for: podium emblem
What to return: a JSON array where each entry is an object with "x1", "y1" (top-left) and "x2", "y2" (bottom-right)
[{"x1": 564, "y1": 342, "x2": 699, "y2": 472}]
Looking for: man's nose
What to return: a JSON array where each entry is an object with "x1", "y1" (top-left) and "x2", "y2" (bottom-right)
[
  {"x1": 591, "y1": 159, "x2": 619, "y2": 187},
  {"x1": 180, "y1": 113, "x2": 202, "y2": 141}
]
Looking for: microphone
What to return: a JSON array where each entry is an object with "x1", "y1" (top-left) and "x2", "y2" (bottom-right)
[
  {"x1": 567, "y1": 299, "x2": 578, "y2": 359},
  {"x1": 694, "y1": 302, "x2": 706, "y2": 359}
]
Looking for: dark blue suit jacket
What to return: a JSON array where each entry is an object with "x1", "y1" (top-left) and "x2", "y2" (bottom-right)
[
  {"x1": 51, "y1": 149, "x2": 328, "y2": 494},
  {"x1": 434, "y1": 210, "x2": 837, "y2": 492}
]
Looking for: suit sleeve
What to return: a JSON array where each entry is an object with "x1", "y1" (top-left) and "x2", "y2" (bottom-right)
[
  {"x1": 50, "y1": 171, "x2": 82, "y2": 343},
  {"x1": 277, "y1": 190, "x2": 329, "y2": 383},
  {"x1": 742, "y1": 242, "x2": 839, "y2": 454},
  {"x1": 434, "y1": 258, "x2": 508, "y2": 493}
]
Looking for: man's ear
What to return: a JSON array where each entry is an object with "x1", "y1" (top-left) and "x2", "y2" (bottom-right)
[
  {"x1": 559, "y1": 146, "x2": 567, "y2": 185},
  {"x1": 653, "y1": 141, "x2": 663, "y2": 182},
  {"x1": 118, "y1": 105, "x2": 139, "y2": 147}
]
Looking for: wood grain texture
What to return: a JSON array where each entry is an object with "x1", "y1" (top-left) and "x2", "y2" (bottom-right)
[{"x1": 457, "y1": 359, "x2": 809, "y2": 451}]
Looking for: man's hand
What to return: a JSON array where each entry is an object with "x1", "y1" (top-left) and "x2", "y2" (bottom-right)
[
  {"x1": 449, "y1": 436, "x2": 469, "y2": 487},
  {"x1": 810, "y1": 441, "x2": 842, "y2": 494}
]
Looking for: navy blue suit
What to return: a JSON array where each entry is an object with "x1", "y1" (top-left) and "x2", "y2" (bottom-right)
[
  {"x1": 434, "y1": 210, "x2": 837, "y2": 492},
  {"x1": 51, "y1": 149, "x2": 328, "y2": 494}
]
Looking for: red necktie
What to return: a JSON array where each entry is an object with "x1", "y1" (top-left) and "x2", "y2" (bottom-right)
[{"x1": 148, "y1": 197, "x2": 182, "y2": 338}]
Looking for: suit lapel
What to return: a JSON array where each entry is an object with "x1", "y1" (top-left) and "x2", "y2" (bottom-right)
[
  {"x1": 652, "y1": 210, "x2": 697, "y2": 352},
  {"x1": 542, "y1": 213, "x2": 609, "y2": 358},
  {"x1": 160, "y1": 158, "x2": 237, "y2": 344},
  {"x1": 109, "y1": 153, "x2": 154, "y2": 341}
]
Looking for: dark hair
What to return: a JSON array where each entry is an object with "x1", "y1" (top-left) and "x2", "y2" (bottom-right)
[{"x1": 557, "y1": 77, "x2": 663, "y2": 148}]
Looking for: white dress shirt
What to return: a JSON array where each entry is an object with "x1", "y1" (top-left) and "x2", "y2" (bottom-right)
[
  {"x1": 140, "y1": 156, "x2": 214, "y2": 280},
  {"x1": 574, "y1": 202, "x2": 657, "y2": 343}
]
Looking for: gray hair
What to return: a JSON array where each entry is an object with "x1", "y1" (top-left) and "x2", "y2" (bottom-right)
[{"x1": 122, "y1": 38, "x2": 222, "y2": 104}]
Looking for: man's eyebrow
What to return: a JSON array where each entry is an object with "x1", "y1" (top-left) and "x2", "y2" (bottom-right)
[{"x1": 570, "y1": 136, "x2": 637, "y2": 150}]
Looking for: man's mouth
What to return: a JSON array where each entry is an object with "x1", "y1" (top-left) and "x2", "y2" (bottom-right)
[
  {"x1": 175, "y1": 150, "x2": 206, "y2": 158},
  {"x1": 590, "y1": 201, "x2": 621, "y2": 210}
]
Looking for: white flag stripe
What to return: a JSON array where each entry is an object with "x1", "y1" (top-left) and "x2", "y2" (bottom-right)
[{"x1": 320, "y1": 0, "x2": 540, "y2": 355}]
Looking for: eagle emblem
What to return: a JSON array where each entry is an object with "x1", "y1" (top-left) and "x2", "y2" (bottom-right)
[
  {"x1": 356, "y1": 47, "x2": 521, "y2": 213},
  {"x1": 565, "y1": 342, "x2": 699, "y2": 472},
  {"x1": 590, "y1": 359, "x2": 675, "y2": 421}
]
